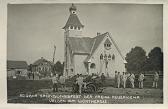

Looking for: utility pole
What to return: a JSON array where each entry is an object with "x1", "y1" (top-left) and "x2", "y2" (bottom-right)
[{"x1": 53, "y1": 45, "x2": 56, "y2": 64}]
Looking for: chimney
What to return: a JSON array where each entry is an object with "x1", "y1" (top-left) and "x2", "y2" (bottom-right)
[{"x1": 97, "y1": 32, "x2": 101, "y2": 36}]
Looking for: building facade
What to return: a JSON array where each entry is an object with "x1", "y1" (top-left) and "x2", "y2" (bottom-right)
[
  {"x1": 7, "y1": 60, "x2": 28, "y2": 79},
  {"x1": 63, "y1": 4, "x2": 126, "y2": 78},
  {"x1": 32, "y1": 57, "x2": 53, "y2": 77}
]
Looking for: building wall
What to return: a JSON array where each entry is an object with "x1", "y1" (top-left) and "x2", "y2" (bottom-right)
[
  {"x1": 7, "y1": 69, "x2": 28, "y2": 77},
  {"x1": 89, "y1": 35, "x2": 125, "y2": 78},
  {"x1": 74, "y1": 54, "x2": 88, "y2": 75},
  {"x1": 66, "y1": 27, "x2": 83, "y2": 37},
  {"x1": 32, "y1": 62, "x2": 52, "y2": 76}
]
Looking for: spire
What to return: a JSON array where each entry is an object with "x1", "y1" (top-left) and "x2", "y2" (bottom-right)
[
  {"x1": 69, "y1": 3, "x2": 77, "y2": 13},
  {"x1": 63, "y1": 4, "x2": 84, "y2": 29}
]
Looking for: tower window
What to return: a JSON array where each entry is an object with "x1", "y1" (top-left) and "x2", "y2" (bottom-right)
[
  {"x1": 78, "y1": 27, "x2": 80, "y2": 30},
  {"x1": 74, "y1": 26, "x2": 77, "y2": 29},
  {"x1": 70, "y1": 26, "x2": 73, "y2": 29}
]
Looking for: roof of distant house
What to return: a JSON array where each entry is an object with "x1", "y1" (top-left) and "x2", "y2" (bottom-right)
[
  {"x1": 33, "y1": 57, "x2": 53, "y2": 66},
  {"x1": 7, "y1": 60, "x2": 28, "y2": 69}
]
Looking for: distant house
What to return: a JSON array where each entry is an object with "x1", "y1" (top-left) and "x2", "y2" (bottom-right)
[
  {"x1": 7, "y1": 60, "x2": 28, "y2": 79},
  {"x1": 32, "y1": 57, "x2": 53, "y2": 77}
]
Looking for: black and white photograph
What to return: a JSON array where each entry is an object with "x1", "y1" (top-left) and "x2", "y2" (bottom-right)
[{"x1": 6, "y1": 2, "x2": 163, "y2": 104}]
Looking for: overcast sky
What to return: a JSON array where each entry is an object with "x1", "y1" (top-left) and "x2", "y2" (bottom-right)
[{"x1": 7, "y1": 3, "x2": 163, "y2": 64}]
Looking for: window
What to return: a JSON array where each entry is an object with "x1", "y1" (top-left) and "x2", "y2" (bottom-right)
[
  {"x1": 112, "y1": 54, "x2": 115, "y2": 60},
  {"x1": 104, "y1": 39, "x2": 112, "y2": 50},
  {"x1": 74, "y1": 26, "x2": 77, "y2": 29},
  {"x1": 90, "y1": 63, "x2": 96, "y2": 69},
  {"x1": 78, "y1": 27, "x2": 80, "y2": 30},
  {"x1": 70, "y1": 26, "x2": 73, "y2": 29},
  {"x1": 108, "y1": 54, "x2": 111, "y2": 60},
  {"x1": 100, "y1": 54, "x2": 103, "y2": 60},
  {"x1": 104, "y1": 54, "x2": 107, "y2": 60},
  {"x1": 71, "y1": 68, "x2": 73, "y2": 72}
]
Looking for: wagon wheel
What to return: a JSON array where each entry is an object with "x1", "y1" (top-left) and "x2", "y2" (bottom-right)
[{"x1": 85, "y1": 84, "x2": 96, "y2": 93}]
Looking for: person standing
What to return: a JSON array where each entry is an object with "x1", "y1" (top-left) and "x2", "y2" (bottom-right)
[
  {"x1": 101, "y1": 73, "x2": 106, "y2": 86},
  {"x1": 76, "y1": 74, "x2": 84, "y2": 94},
  {"x1": 138, "y1": 72, "x2": 145, "y2": 89},
  {"x1": 52, "y1": 74, "x2": 59, "y2": 92},
  {"x1": 129, "y1": 73, "x2": 135, "y2": 88},
  {"x1": 121, "y1": 72, "x2": 127, "y2": 88},
  {"x1": 115, "y1": 71, "x2": 118, "y2": 88},
  {"x1": 152, "y1": 71, "x2": 159, "y2": 88},
  {"x1": 59, "y1": 75, "x2": 66, "y2": 91},
  {"x1": 117, "y1": 72, "x2": 121, "y2": 88}
]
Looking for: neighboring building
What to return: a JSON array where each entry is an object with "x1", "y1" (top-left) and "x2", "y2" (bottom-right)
[
  {"x1": 7, "y1": 60, "x2": 28, "y2": 78},
  {"x1": 32, "y1": 57, "x2": 53, "y2": 77},
  {"x1": 63, "y1": 4, "x2": 126, "y2": 78}
]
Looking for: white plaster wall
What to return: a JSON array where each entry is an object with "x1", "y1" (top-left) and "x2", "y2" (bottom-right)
[
  {"x1": 74, "y1": 54, "x2": 88, "y2": 75},
  {"x1": 90, "y1": 35, "x2": 125, "y2": 78},
  {"x1": 68, "y1": 29, "x2": 82, "y2": 37}
]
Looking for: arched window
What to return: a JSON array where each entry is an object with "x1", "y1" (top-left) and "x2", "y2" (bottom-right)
[
  {"x1": 90, "y1": 63, "x2": 96, "y2": 69},
  {"x1": 104, "y1": 54, "x2": 107, "y2": 60},
  {"x1": 70, "y1": 26, "x2": 73, "y2": 29},
  {"x1": 108, "y1": 54, "x2": 111, "y2": 60},
  {"x1": 112, "y1": 54, "x2": 115, "y2": 60},
  {"x1": 78, "y1": 27, "x2": 80, "y2": 30},
  {"x1": 74, "y1": 26, "x2": 77, "y2": 29},
  {"x1": 71, "y1": 68, "x2": 73, "y2": 72},
  {"x1": 100, "y1": 54, "x2": 103, "y2": 60}
]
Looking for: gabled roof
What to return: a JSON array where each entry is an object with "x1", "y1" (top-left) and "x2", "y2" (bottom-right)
[
  {"x1": 33, "y1": 57, "x2": 53, "y2": 66},
  {"x1": 90, "y1": 32, "x2": 108, "y2": 55},
  {"x1": 84, "y1": 32, "x2": 108, "y2": 62},
  {"x1": 7, "y1": 60, "x2": 28, "y2": 69},
  {"x1": 63, "y1": 14, "x2": 84, "y2": 29},
  {"x1": 67, "y1": 32, "x2": 125, "y2": 63},
  {"x1": 68, "y1": 37, "x2": 94, "y2": 54}
]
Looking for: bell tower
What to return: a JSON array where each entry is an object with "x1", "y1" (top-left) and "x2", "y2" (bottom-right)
[{"x1": 63, "y1": 4, "x2": 84, "y2": 77}]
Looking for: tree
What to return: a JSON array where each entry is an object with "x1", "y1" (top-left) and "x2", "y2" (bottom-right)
[
  {"x1": 125, "y1": 46, "x2": 147, "y2": 73},
  {"x1": 53, "y1": 61, "x2": 64, "y2": 76},
  {"x1": 147, "y1": 47, "x2": 163, "y2": 71}
]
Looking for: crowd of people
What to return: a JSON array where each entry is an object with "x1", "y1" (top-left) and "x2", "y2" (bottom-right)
[
  {"x1": 115, "y1": 71, "x2": 160, "y2": 89},
  {"x1": 51, "y1": 71, "x2": 160, "y2": 93}
]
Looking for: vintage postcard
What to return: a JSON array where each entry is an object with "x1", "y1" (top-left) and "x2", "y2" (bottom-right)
[{"x1": 0, "y1": 0, "x2": 167, "y2": 106}]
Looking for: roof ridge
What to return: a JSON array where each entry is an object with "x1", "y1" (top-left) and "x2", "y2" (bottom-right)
[{"x1": 90, "y1": 38, "x2": 97, "y2": 55}]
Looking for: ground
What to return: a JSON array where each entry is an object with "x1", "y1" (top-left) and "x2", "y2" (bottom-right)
[{"x1": 8, "y1": 87, "x2": 163, "y2": 104}]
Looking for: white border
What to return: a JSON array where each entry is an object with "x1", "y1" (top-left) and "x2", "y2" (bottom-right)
[{"x1": 0, "y1": 0, "x2": 168, "y2": 109}]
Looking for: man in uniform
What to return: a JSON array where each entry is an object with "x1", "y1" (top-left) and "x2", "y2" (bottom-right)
[
  {"x1": 129, "y1": 72, "x2": 135, "y2": 88},
  {"x1": 121, "y1": 72, "x2": 127, "y2": 88},
  {"x1": 138, "y1": 72, "x2": 145, "y2": 89},
  {"x1": 152, "y1": 71, "x2": 159, "y2": 88},
  {"x1": 76, "y1": 74, "x2": 84, "y2": 94},
  {"x1": 117, "y1": 72, "x2": 121, "y2": 88},
  {"x1": 59, "y1": 75, "x2": 66, "y2": 91},
  {"x1": 52, "y1": 74, "x2": 59, "y2": 92},
  {"x1": 115, "y1": 71, "x2": 118, "y2": 88},
  {"x1": 101, "y1": 73, "x2": 106, "y2": 86}
]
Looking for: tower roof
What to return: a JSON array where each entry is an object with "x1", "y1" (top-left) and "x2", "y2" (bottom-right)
[{"x1": 63, "y1": 4, "x2": 84, "y2": 29}]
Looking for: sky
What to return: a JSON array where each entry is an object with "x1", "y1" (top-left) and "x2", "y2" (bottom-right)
[{"x1": 7, "y1": 3, "x2": 163, "y2": 64}]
